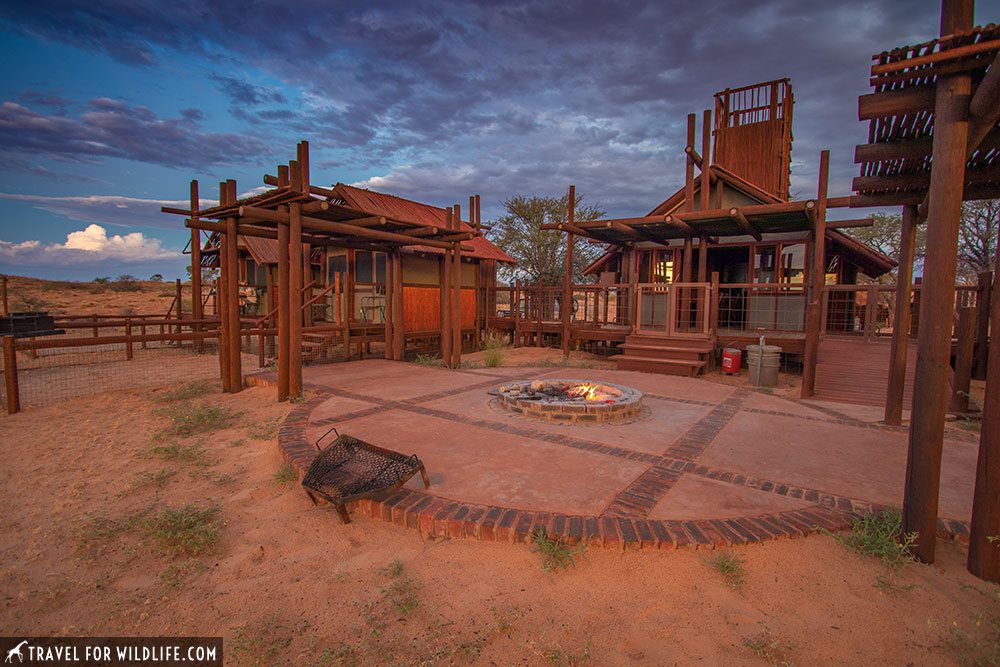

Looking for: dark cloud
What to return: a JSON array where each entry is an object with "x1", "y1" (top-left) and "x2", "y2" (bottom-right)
[
  {"x1": 0, "y1": 98, "x2": 272, "y2": 169},
  {"x1": 0, "y1": 0, "x2": 959, "y2": 215}
]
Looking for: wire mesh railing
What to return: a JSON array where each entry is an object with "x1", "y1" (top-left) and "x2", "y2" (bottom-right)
[{"x1": 717, "y1": 283, "x2": 807, "y2": 334}]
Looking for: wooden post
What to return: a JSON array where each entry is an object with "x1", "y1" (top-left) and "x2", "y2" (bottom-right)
[
  {"x1": 698, "y1": 236, "x2": 708, "y2": 283},
  {"x1": 950, "y1": 307, "x2": 976, "y2": 414},
  {"x1": 562, "y1": 185, "x2": 575, "y2": 358},
  {"x1": 885, "y1": 204, "x2": 919, "y2": 425},
  {"x1": 304, "y1": 244, "x2": 314, "y2": 327},
  {"x1": 289, "y1": 201, "x2": 304, "y2": 397},
  {"x1": 974, "y1": 271, "x2": 993, "y2": 380},
  {"x1": 277, "y1": 219, "x2": 290, "y2": 401},
  {"x1": 904, "y1": 2, "x2": 972, "y2": 562},
  {"x1": 440, "y1": 207, "x2": 453, "y2": 366},
  {"x1": 385, "y1": 251, "x2": 395, "y2": 360},
  {"x1": 685, "y1": 113, "x2": 696, "y2": 214},
  {"x1": 801, "y1": 150, "x2": 830, "y2": 398},
  {"x1": 512, "y1": 279, "x2": 521, "y2": 348},
  {"x1": 217, "y1": 200, "x2": 232, "y2": 393},
  {"x1": 2, "y1": 335, "x2": 18, "y2": 414},
  {"x1": 1, "y1": 275, "x2": 7, "y2": 317},
  {"x1": 969, "y1": 224, "x2": 1000, "y2": 582},
  {"x1": 701, "y1": 108, "x2": 712, "y2": 213},
  {"x1": 92, "y1": 313, "x2": 99, "y2": 338},
  {"x1": 216, "y1": 274, "x2": 230, "y2": 391},
  {"x1": 125, "y1": 318, "x2": 133, "y2": 360},
  {"x1": 393, "y1": 253, "x2": 405, "y2": 359},
  {"x1": 225, "y1": 213, "x2": 241, "y2": 391},
  {"x1": 175, "y1": 278, "x2": 183, "y2": 340},
  {"x1": 190, "y1": 180, "x2": 203, "y2": 351},
  {"x1": 452, "y1": 204, "x2": 462, "y2": 367}
]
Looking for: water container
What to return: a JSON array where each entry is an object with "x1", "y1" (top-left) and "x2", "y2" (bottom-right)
[
  {"x1": 746, "y1": 344, "x2": 781, "y2": 387},
  {"x1": 721, "y1": 348, "x2": 741, "y2": 375}
]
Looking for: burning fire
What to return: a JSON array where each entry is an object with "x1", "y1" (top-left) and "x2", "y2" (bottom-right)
[{"x1": 567, "y1": 383, "x2": 598, "y2": 400}]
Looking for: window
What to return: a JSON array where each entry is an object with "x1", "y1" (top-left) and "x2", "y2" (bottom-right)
[
  {"x1": 779, "y1": 244, "x2": 805, "y2": 283},
  {"x1": 753, "y1": 245, "x2": 777, "y2": 283},
  {"x1": 355, "y1": 251, "x2": 373, "y2": 283},
  {"x1": 327, "y1": 255, "x2": 347, "y2": 285}
]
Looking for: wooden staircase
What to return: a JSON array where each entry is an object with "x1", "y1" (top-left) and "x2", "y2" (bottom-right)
[
  {"x1": 301, "y1": 331, "x2": 340, "y2": 364},
  {"x1": 611, "y1": 334, "x2": 713, "y2": 376}
]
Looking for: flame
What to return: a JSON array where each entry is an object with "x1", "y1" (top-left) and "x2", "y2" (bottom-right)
[{"x1": 567, "y1": 383, "x2": 598, "y2": 400}]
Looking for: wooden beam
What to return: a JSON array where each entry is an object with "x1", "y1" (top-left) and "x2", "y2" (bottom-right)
[
  {"x1": 967, "y1": 50, "x2": 1000, "y2": 159},
  {"x1": 858, "y1": 86, "x2": 936, "y2": 120},
  {"x1": 189, "y1": 181, "x2": 203, "y2": 350},
  {"x1": 853, "y1": 164, "x2": 1000, "y2": 193},
  {"x1": 728, "y1": 208, "x2": 763, "y2": 241},
  {"x1": 238, "y1": 205, "x2": 472, "y2": 251},
  {"x1": 663, "y1": 214, "x2": 694, "y2": 235},
  {"x1": 871, "y1": 37, "x2": 1000, "y2": 76},
  {"x1": 684, "y1": 145, "x2": 702, "y2": 168},
  {"x1": 885, "y1": 204, "x2": 918, "y2": 425},
  {"x1": 827, "y1": 218, "x2": 875, "y2": 229}
]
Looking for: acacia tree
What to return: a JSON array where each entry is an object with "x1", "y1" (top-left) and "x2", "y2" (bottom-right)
[
  {"x1": 847, "y1": 200, "x2": 998, "y2": 284},
  {"x1": 486, "y1": 192, "x2": 605, "y2": 285}
]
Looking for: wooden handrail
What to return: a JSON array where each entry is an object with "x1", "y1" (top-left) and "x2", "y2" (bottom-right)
[{"x1": 255, "y1": 279, "x2": 317, "y2": 327}]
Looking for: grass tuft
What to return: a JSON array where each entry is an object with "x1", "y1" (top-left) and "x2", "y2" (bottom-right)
[
  {"x1": 704, "y1": 549, "x2": 747, "y2": 592},
  {"x1": 827, "y1": 505, "x2": 916, "y2": 570},
  {"x1": 273, "y1": 462, "x2": 298, "y2": 485},
  {"x1": 116, "y1": 468, "x2": 177, "y2": 497},
  {"x1": 140, "y1": 503, "x2": 223, "y2": 558},
  {"x1": 743, "y1": 621, "x2": 797, "y2": 666},
  {"x1": 158, "y1": 380, "x2": 214, "y2": 402},
  {"x1": 530, "y1": 527, "x2": 588, "y2": 574},
  {"x1": 482, "y1": 332, "x2": 509, "y2": 367},
  {"x1": 378, "y1": 559, "x2": 423, "y2": 616},
  {"x1": 153, "y1": 402, "x2": 243, "y2": 437},
  {"x1": 147, "y1": 441, "x2": 210, "y2": 466}
]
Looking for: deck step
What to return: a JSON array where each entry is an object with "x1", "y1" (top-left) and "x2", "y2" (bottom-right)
[
  {"x1": 618, "y1": 343, "x2": 708, "y2": 361},
  {"x1": 610, "y1": 354, "x2": 707, "y2": 377}
]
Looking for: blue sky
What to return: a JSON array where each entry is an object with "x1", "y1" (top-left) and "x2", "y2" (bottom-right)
[{"x1": 0, "y1": 0, "x2": 993, "y2": 280}]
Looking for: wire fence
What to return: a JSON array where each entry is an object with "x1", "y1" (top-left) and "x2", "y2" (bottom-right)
[{"x1": 2, "y1": 328, "x2": 264, "y2": 413}]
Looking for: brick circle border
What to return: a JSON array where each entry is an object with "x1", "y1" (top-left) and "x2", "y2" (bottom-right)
[{"x1": 252, "y1": 374, "x2": 973, "y2": 550}]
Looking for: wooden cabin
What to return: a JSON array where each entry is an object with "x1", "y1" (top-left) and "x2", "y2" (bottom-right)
[
  {"x1": 188, "y1": 176, "x2": 514, "y2": 364},
  {"x1": 489, "y1": 78, "x2": 898, "y2": 376}
]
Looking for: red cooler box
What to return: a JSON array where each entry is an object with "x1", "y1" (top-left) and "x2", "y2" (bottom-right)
[{"x1": 722, "y1": 348, "x2": 741, "y2": 375}]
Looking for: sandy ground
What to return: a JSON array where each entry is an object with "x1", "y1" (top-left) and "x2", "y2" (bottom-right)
[
  {"x1": 3, "y1": 274, "x2": 180, "y2": 317},
  {"x1": 2, "y1": 381, "x2": 999, "y2": 666}
]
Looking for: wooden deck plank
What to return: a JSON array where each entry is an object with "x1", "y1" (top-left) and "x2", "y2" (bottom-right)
[{"x1": 813, "y1": 338, "x2": 922, "y2": 407}]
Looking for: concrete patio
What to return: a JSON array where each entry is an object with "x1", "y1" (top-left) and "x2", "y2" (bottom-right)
[{"x1": 257, "y1": 360, "x2": 977, "y2": 548}]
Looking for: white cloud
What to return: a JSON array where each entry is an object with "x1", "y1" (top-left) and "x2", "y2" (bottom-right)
[
  {"x1": 0, "y1": 192, "x2": 216, "y2": 230},
  {"x1": 0, "y1": 224, "x2": 178, "y2": 266}
]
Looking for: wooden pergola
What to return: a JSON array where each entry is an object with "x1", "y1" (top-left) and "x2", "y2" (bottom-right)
[
  {"x1": 163, "y1": 141, "x2": 479, "y2": 399},
  {"x1": 850, "y1": 0, "x2": 1000, "y2": 579}
]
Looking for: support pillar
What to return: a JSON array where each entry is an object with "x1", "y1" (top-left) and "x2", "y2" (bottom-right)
[
  {"x1": 801, "y1": 150, "x2": 830, "y2": 398},
  {"x1": 277, "y1": 219, "x2": 290, "y2": 401},
  {"x1": 393, "y1": 253, "x2": 405, "y2": 359},
  {"x1": 440, "y1": 208, "x2": 453, "y2": 366},
  {"x1": 885, "y1": 204, "x2": 919, "y2": 425},
  {"x1": 562, "y1": 185, "x2": 575, "y2": 358},
  {"x1": 289, "y1": 201, "x2": 303, "y2": 397},
  {"x1": 190, "y1": 180, "x2": 203, "y2": 351},
  {"x1": 903, "y1": 60, "x2": 972, "y2": 563},
  {"x1": 452, "y1": 204, "x2": 462, "y2": 368},
  {"x1": 969, "y1": 224, "x2": 1000, "y2": 581}
]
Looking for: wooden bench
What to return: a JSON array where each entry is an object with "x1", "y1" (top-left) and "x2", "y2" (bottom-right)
[{"x1": 301, "y1": 433, "x2": 430, "y2": 524}]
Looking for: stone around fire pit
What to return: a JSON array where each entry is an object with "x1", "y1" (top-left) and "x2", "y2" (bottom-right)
[{"x1": 494, "y1": 379, "x2": 643, "y2": 424}]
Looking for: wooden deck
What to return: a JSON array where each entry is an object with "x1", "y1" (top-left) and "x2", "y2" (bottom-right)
[{"x1": 813, "y1": 337, "x2": 918, "y2": 407}]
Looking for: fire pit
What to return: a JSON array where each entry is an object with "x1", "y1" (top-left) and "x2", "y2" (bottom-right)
[{"x1": 493, "y1": 379, "x2": 643, "y2": 424}]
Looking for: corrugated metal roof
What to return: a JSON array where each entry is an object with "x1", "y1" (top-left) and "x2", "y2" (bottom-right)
[
  {"x1": 336, "y1": 184, "x2": 515, "y2": 264},
  {"x1": 241, "y1": 236, "x2": 323, "y2": 265}
]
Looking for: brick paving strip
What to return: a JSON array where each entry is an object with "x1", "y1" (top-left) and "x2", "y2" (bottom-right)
[{"x1": 250, "y1": 372, "x2": 972, "y2": 550}]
